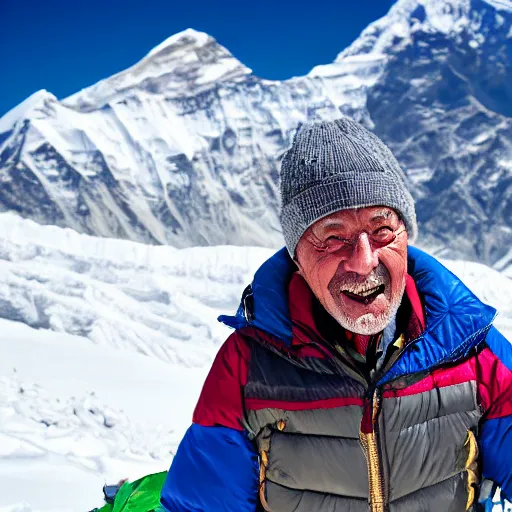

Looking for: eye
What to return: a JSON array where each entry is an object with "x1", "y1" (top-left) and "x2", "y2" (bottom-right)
[
  {"x1": 325, "y1": 235, "x2": 350, "y2": 243},
  {"x1": 371, "y1": 226, "x2": 394, "y2": 242},
  {"x1": 324, "y1": 235, "x2": 352, "y2": 252}
]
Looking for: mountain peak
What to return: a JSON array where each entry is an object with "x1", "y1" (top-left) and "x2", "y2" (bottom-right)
[
  {"x1": 310, "y1": 0, "x2": 510, "y2": 80},
  {"x1": 0, "y1": 89, "x2": 57, "y2": 133},
  {"x1": 63, "y1": 28, "x2": 251, "y2": 111},
  {"x1": 335, "y1": 0, "x2": 511, "y2": 64},
  {"x1": 332, "y1": 0, "x2": 471, "y2": 64},
  {"x1": 146, "y1": 28, "x2": 211, "y2": 58}
]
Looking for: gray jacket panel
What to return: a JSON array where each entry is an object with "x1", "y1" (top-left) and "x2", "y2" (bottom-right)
[
  {"x1": 266, "y1": 433, "x2": 368, "y2": 497},
  {"x1": 265, "y1": 481, "x2": 369, "y2": 512},
  {"x1": 389, "y1": 473, "x2": 469, "y2": 512},
  {"x1": 247, "y1": 406, "x2": 363, "y2": 438}
]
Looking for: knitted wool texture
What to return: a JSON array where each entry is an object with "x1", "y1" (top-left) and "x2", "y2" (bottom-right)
[{"x1": 279, "y1": 118, "x2": 418, "y2": 256}]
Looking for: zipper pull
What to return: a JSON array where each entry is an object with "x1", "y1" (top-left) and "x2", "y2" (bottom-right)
[{"x1": 372, "y1": 389, "x2": 381, "y2": 424}]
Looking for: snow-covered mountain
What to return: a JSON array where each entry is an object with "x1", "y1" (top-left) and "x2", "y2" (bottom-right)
[
  {"x1": 0, "y1": 0, "x2": 511, "y2": 271},
  {"x1": 0, "y1": 212, "x2": 511, "y2": 511}
]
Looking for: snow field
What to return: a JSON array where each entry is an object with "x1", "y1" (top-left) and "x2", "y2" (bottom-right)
[{"x1": 0, "y1": 321, "x2": 208, "y2": 511}]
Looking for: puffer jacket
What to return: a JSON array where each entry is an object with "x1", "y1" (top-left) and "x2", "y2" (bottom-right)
[{"x1": 161, "y1": 247, "x2": 512, "y2": 512}]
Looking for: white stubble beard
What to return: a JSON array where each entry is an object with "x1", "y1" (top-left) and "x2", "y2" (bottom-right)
[{"x1": 333, "y1": 275, "x2": 407, "y2": 335}]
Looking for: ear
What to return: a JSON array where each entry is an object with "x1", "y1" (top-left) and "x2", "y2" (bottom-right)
[{"x1": 293, "y1": 252, "x2": 305, "y2": 277}]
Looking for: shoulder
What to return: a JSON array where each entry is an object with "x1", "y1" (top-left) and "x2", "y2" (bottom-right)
[
  {"x1": 483, "y1": 326, "x2": 512, "y2": 371},
  {"x1": 192, "y1": 330, "x2": 255, "y2": 431}
]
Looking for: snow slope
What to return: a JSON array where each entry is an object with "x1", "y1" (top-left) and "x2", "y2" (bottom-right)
[
  {"x1": 0, "y1": 322, "x2": 207, "y2": 511},
  {"x1": 0, "y1": 214, "x2": 269, "y2": 511},
  {"x1": 0, "y1": 213, "x2": 511, "y2": 510}
]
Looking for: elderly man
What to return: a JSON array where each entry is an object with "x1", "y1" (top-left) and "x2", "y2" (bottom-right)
[{"x1": 161, "y1": 119, "x2": 512, "y2": 512}]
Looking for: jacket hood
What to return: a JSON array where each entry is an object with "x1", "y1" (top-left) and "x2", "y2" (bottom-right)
[{"x1": 219, "y1": 246, "x2": 497, "y2": 383}]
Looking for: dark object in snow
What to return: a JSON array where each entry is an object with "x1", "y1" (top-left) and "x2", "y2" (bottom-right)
[{"x1": 103, "y1": 481, "x2": 125, "y2": 504}]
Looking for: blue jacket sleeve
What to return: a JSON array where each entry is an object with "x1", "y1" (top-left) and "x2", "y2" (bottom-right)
[
  {"x1": 160, "y1": 423, "x2": 259, "y2": 512},
  {"x1": 479, "y1": 327, "x2": 512, "y2": 502}
]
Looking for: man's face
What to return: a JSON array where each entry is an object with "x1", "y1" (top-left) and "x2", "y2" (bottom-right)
[{"x1": 295, "y1": 207, "x2": 408, "y2": 335}]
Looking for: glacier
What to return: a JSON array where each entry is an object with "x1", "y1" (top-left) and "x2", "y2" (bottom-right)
[{"x1": 0, "y1": 0, "x2": 511, "y2": 272}]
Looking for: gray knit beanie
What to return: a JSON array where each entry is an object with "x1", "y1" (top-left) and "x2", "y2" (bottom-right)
[{"x1": 279, "y1": 118, "x2": 417, "y2": 257}]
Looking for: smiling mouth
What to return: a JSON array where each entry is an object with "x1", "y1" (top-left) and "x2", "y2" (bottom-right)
[{"x1": 341, "y1": 284, "x2": 385, "y2": 305}]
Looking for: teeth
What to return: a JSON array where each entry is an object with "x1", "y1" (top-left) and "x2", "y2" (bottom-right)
[
  {"x1": 357, "y1": 287, "x2": 379, "y2": 297},
  {"x1": 341, "y1": 284, "x2": 381, "y2": 297}
]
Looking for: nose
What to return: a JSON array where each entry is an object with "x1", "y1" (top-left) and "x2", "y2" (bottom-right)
[{"x1": 343, "y1": 233, "x2": 379, "y2": 276}]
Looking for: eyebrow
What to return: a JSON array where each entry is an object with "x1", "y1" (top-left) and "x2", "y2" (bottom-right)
[
  {"x1": 313, "y1": 209, "x2": 398, "y2": 234},
  {"x1": 316, "y1": 220, "x2": 345, "y2": 232},
  {"x1": 369, "y1": 209, "x2": 396, "y2": 222}
]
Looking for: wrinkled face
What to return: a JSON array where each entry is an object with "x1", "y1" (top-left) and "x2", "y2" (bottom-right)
[{"x1": 295, "y1": 207, "x2": 408, "y2": 335}]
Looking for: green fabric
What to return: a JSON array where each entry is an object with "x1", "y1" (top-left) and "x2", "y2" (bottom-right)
[{"x1": 93, "y1": 472, "x2": 167, "y2": 512}]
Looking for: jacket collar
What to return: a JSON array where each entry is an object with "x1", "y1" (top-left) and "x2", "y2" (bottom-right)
[
  {"x1": 286, "y1": 272, "x2": 425, "y2": 354},
  {"x1": 219, "y1": 246, "x2": 496, "y2": 380}
]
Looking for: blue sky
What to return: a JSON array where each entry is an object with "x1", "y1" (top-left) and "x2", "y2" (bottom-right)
[{"x1": 1, "y1": 0, "x2": 395, "y2": 117}]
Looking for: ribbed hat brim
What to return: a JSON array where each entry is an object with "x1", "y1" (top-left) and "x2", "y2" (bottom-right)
[{"x1": 280, "y1": 172, "x2": 418, "y2": 256}]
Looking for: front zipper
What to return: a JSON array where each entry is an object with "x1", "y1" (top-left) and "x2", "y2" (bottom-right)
[
  {"x1": 274, "y1": 336, "x2": 391, "y2": 510},
  {"x1": 360, "y1": 387, "x2": 387, "y2": 512},
  {"x1": 305, "y1": 339, "x2": 389, "y2": 511}
]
